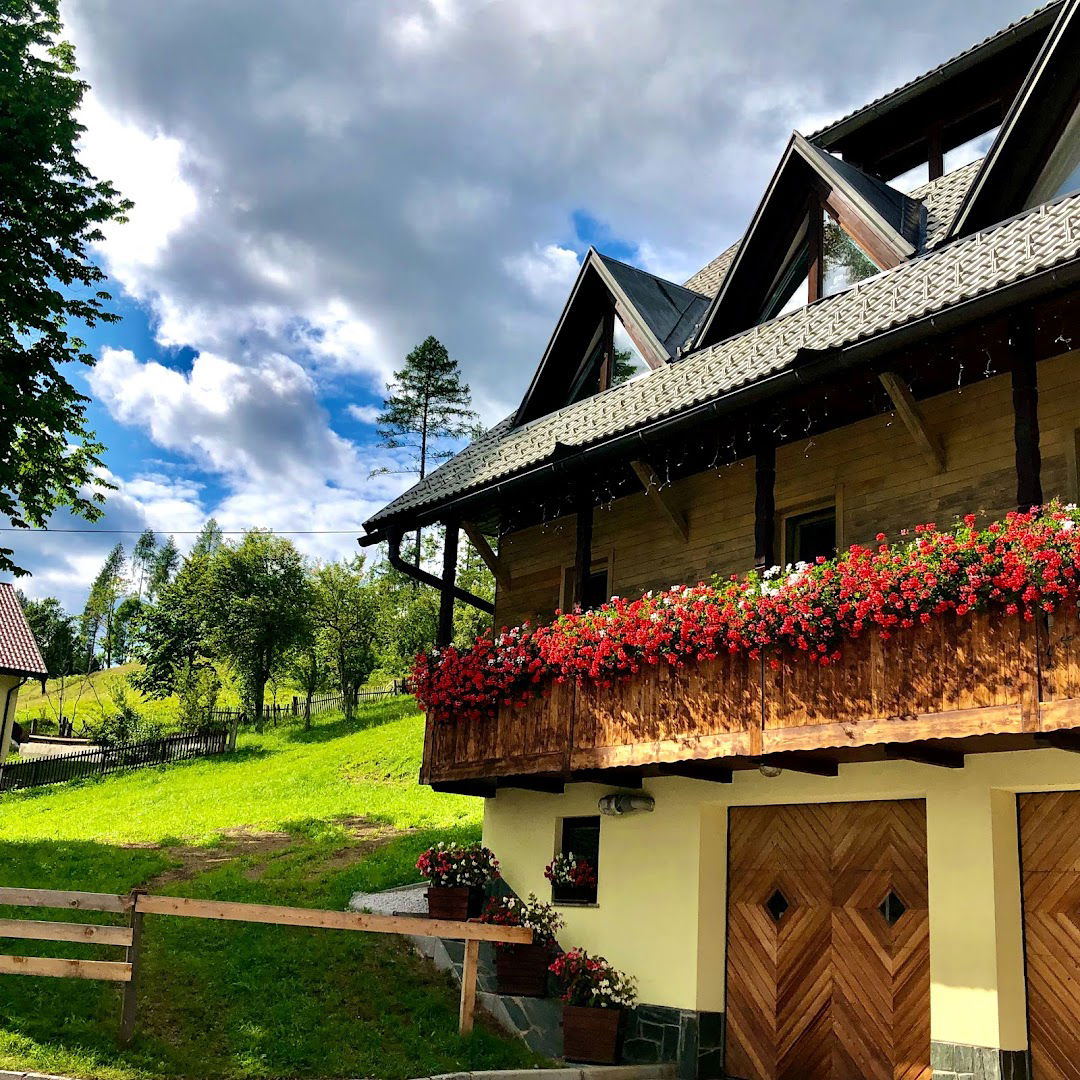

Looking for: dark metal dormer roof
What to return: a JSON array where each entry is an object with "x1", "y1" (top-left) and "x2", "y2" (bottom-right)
[
  {"x1": 693, "y1": 133, "x2": 923, "y2": 350},
  {"x1": 946, "y1": 0, "x2": 1080, "y2": 241},
  {"x1": 513, "y1": 248, "x2": 709, "y2": 427}
]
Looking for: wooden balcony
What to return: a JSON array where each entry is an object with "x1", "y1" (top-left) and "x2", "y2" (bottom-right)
[{"x1": 421, "y1": 607, "x2": 1080, "y2": 791}]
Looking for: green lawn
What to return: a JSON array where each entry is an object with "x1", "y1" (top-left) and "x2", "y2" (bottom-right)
[{"x1": 0, "y1": 700, "x2": 538, "y2": 1080}]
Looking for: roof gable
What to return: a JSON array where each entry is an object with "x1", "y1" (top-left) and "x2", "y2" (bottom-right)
[
  {"x1": 947, "y1": 0, "x2": 1080, "y2": 240},
  {"x1": 0, "y1": 583, "x2": 47, "y2": 678},
  {"x1": 513, "y1": 248, "x2": 709, "y2": 426},
  {"x1": 694, "y1": 133, "x2": 922, "y2": 349}
]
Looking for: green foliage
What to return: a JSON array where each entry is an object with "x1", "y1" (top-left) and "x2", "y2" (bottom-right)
[
  {"x1": 174, "y1": 658, "x2": 221, "y2": 732},
  {"x1": 207, "y1": 531, "x2": 310, "y2": 730},
  {"x1": 17, "y1": 592, "x2": 76, "y2": 676},
  {"x1": 311, "y1": 556, "x2": 378, "y2": 717},
  {"x1": 0, "y1": 0, "x2": 132, "y2": 576},
  {"x1": 79, "y1": 542, "x2": 126, "y2": 670},
  {"x1": 131, "y1": 550, "x2": 216, "y2": 701},
  {"x1": 612, "y1": 345, "x2": 638, "y2": 386},
  {"x1": 86, "y1": 678, "x2": 164, "y2": 746}
]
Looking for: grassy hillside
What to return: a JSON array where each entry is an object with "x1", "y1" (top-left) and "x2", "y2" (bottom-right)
[
  {"x1": 13, "y1": 662, "x2": 380, "y2": 735},
  {"x1": 0, "y1": 699, "x2": 538, "y2": 1079}
]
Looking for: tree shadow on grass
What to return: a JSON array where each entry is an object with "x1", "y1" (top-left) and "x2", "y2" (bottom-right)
[{"x1": 0, "y1": 833, "x2": 542, "y2": 1080}]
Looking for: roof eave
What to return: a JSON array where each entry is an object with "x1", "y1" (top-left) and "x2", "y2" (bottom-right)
[{"x1": 361, "y1": 252, "x2": 1080, "y2": 543}]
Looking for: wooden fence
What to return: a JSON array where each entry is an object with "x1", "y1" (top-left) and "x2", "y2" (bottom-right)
[
  {"x1": 0, "y1": 885, "x2": 530, "y2": 1040},
  {"x1": 208, "y1": 679, "x2": 411, "y2": 729},
  {"x1": 0, "y1": 730, "x2": 229, "y2": 793}
]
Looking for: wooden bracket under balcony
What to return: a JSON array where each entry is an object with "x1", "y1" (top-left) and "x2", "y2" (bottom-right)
[
  {"x1": 879, "y1": 372, "x2": 946, "y2": 473},
  {"x1": 630, "y1": 460, "x2": 689, "y2": 543},
  {"x1": 461, "y1": 522, "x2": 511, "y2": 592}
]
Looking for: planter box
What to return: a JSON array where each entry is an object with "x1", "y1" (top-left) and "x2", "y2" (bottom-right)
[
  {"x1": 562, "y1": 1004, "x2": 623, "y2": 1064},
  {"x1": 495, "y1": 943, "x2": 550, "y2": 997},
  {"x1": 426, "y1": 885, "x2": 484, "y2": 921},
  {"x1": 551, "y1": 884, "x2": 597, "y2": 906}
]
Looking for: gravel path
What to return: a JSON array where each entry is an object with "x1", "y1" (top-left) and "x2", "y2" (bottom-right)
[{"x1": 349, "y1": 882, "x2": 429, "y2": 915}]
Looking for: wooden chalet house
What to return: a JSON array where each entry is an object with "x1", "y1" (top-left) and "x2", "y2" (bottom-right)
[{"x1": 362, "y1": 3, "x2": 1080, "y2": 1078}]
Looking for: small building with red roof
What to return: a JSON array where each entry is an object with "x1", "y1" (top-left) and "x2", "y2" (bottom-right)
[{"x1": 0, "y1": 581, "x2": 49, "y2": 762}]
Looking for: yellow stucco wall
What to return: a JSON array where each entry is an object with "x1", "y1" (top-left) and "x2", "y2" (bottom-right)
[
  {"x1": 0, "y1": 673, "x2": 24, "y2": 761},
  {"x1": 484, "y1": 747, "x2": 1080, "y2": 1051}
]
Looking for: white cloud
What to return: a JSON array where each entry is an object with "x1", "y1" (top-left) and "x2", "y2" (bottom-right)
[
  {"x1": 78, "y1": 94, "x2": 199, "y2": 291},
  {"x1": 505, "y1": 244, "x2": 580, "y2": 304},
  {"x1": 347, "y1": 403, "x2": 383, "y2": 424}
]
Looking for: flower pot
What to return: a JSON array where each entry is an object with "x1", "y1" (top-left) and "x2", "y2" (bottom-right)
[
  {"x1": 562, "y1": 1004, "x2": 623, "y2": 1064},
  {"x1": 551, "y1": 883, "x2": 596, "y2": 905},
  {"x1": 426, "y1": 885, "x2": 484, "y2": 921},
  {"x1": 495, "y1": 943, "x2": 550, "y2": 996}
]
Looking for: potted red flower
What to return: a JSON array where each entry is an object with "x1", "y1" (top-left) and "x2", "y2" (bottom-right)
[
  {"x1": 545, "y1": 852, "x2": 598, "y2": 905},
  {"x1": 480, "y1": 893, "x2": 564, "y2": 996},
  {"x1": 549, "y1": 948, "x2": 637, "y2": 1064},
  {"x1": 416, "y1": 841, "x2": 500, "y2": 920}
]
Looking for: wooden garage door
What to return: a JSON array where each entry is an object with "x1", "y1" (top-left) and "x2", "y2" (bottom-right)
[
  {"x1": 725, "y1": 800, "x2": 930, "y2": 1080},
  {"x1": 1020, "y1": 791, "x2": 1080, "y2": 1080}
]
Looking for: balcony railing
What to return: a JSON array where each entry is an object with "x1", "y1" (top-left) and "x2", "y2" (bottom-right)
[{"x1": 421, "y1": 607, "x2": 1080, "y2": 786}]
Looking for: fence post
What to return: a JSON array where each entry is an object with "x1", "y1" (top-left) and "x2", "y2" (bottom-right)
[
  {"x1": 120, "y1": 890, "x2": 145, "y2": 1043},
  {"x1": 459, "y1": 938, "x2": 480, "y2": 1034}
]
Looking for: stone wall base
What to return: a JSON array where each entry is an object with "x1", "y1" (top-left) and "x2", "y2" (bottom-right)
[
  {"x1": 621, "y1": 1005, "x2": 723, "y2": 1080},
  {"x1": 931, "y1": 1042, "x2": 1030, "y2": 1080}
]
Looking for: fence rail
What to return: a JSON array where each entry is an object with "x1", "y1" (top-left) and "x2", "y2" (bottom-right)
[
  {"x1": 0, "y1": 884, "x2": 529, "y2": 1040},
  {"x1": 0, "y1": 730, "x2": 229, "y2": 793},
  {"x1": 208, "y1": 679, "x2": 411, "y2": 729}
]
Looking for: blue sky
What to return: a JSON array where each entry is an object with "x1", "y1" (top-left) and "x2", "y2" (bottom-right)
[{"x1": 10, "y1": 0, "x2": 1036, "y2": 610}]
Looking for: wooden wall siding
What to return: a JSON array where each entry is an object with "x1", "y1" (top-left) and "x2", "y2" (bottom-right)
[
  {"x1": 725, "y1": 800, "x2": 930, "y2": 1080},
  {"x1": 570, "y1": 653, "x2": 762, "y2": 770},
  {"x1": 423, "y1": 681, "x2": 574, "y2": 782},
  {"x1": 761, "y1": 612, "x2": 1032, "y2": 754},
  {"x1": 424, "y1": 605, "x2": 1080, "y2": 783},
  {"x1": 494, "y1": 353, "x2": 1080, "y2": 631},
  {"x1": 1019, "y1": 792, "x2": 1080, "y2": 1080}
]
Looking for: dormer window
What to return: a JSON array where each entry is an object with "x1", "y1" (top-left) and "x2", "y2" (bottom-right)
[
  {"x1": 1027, "y1": 103, "x2": 1080, "y2": 207},
  {"x1": 761, "y1": 203, "x2": 883, "y2": 322}
]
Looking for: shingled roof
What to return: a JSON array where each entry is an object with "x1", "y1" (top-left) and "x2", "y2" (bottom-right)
[
  {"x1": 0, "y1": 583, "x2": 47, "y2": 679},
  {"x1": 364, "y1": 183, "x2": 1080, "y2": 534}
]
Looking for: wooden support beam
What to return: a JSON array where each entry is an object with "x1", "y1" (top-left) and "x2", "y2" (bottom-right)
[
  {"x1": 571, "y1": 768, "x2": 643, "y2": 789},
  {"x1": 461, "y1": 522, "x2": 510, "y2": 592},
  {"x1": 135, "y1": 894, "x2": 533, "y2": 944},
  {"x1": 437, "y1": 518, "x2": 458, "y2": 648},
  {"x1": 120, "y1": 891, "x2": 145, "y2": 1044},
  {"x1": 657, "y1": 761, "x2": 733, "y2": 784},
  {"x1": 496, "y1": 775, "x2": 565, "y2": 794},
  {"x1": 0, "y1": 918, "x2": 132, "y2": 946},
  {"x1": 0, "y1": 954, "x2": 132, "y2": 982},
  {"x1": 598, "y1": 303, "x2": 615, "y2": 392},
  {"x1": 459, "y1": 938, "x2": 480, "y2": 1034},
  {"x1": 754, "y1": 437, "x2": 776, "y2": 570},
  {"x1": 879, "y1": 372, "x2": 946, "y2": 473},
  {"x1": 758, "y1": 754, "x2": 839, "y2": 777},
  {"x1": 806, "y1": 197, "x2": 823, "y2": 304},
  {"x1": 630, "y1": 460, "x2": 689, "y2": 543},
  {"x1": 0, "y1": 887, "x2": 133, "y2": 913},
  {"x1": 884, "y1": 744, "x2": 965, "y2": 769},
  {"x1": 1010, "y1": 310, "x2": 1042, "y2": 510},
  {"x1": 927, "y1": 124, "x2": 944, "y2": 182},
  {"x1": 572, "y1": 491, "x2": 593, "y2": 610}
]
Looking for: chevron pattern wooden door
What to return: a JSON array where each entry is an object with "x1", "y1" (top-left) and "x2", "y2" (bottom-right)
[
  {"x1": 1020, "y1": 791, "x2": 1080, "y2": 1080},
  {"x1": 725, "y1": 800, "x2": 930, "y2": 1080}
]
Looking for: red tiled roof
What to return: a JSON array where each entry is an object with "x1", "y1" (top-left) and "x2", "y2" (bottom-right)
[{"x1": 0, "y1": 582, "x2": 48, "y2": 677}]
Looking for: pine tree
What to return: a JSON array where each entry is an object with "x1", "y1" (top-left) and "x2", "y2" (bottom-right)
[
  {"x1": 191, "y1": 518, "x2": 224, "y2": 558},
  {"x1": 80, "y1": 543, "x2": 125, "y2": 670},
  {"x1": 372, "y1": 336, "x2": 477, "y2": 564},
  {"x1": 132, "y1": 528, "x2": 158, "y2": 600},
  {"x1": 612, "y1": 347, "x2": 638, "y2": 386},
  {"x1": 147, "y1": 535, "x2": 180, "y2": 599}
]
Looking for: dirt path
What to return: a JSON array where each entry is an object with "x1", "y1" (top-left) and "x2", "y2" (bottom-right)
[{"x1": 133, "y1": 818, "x2": 406, "y2": 890}]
